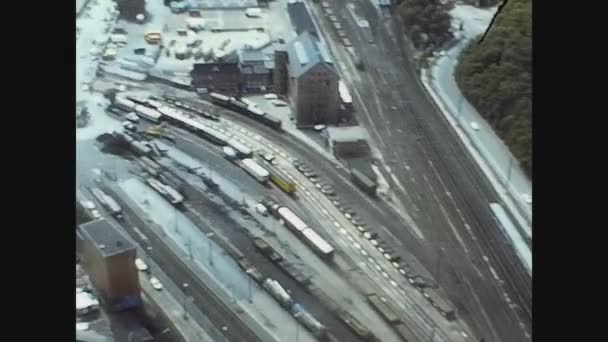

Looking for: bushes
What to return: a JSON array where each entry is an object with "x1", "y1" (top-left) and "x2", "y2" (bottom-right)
[
  {"x1": 455, "y1": 0, "x2": 532, "y2": 176},
  {"x1": 398, "y1": 0, "x2": 454, "y2": 50}
]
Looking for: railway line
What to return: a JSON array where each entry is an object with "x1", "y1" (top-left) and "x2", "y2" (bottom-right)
[
  {"x1": 312, "y1": 0, "x2": 532, "y2": 340},
  {"x1": 174, "y1": 100, "x2": 470, "y2": 342},
  {"x1": 99, "y1": 183, "x2": 264, "y2": 342}
]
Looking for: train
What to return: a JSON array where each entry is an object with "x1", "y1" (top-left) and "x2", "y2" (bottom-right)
[
  {"x1": 162, "y1": 95, "x2": 220, "y2": 121},
  {"x1": 241, "y1": 158, "x2": 270, "y2": 183},
  {"x1": 350, "y1": 168, "x2": 377, "y2": 197},
  {"x1": 366, "y1": 293, "x2": 401, "y2": 324},
  {"x1": 258, "y1": 159, "x2": 297, "y2": 195},
  {"x1": 88, "y1": 187, "x2": 123, "y2": 219},
  {"x1": 138, "y1": 156, "x2": 162, "y2": 177},
  {"x1": 263, "y1": 278, "x2": 293, "y2": 308},
  {"x1": 156, "y1": 104, "x2": 230, "y2": 146},
  {"x1": 337, "y1": 309, "x2": 375, "y2": 341},
  {"x1": 144, "y1": 177, "x2": 184, "y2": 207},
  {"x1": 422, "y1": 288, "x2": 456, "y2": 321},
  {"x1": 291, "y1": 303, "x2": 328, "y2": 338},
  {"x1": 277, "y1": 206, "x2": 335, "y2": 259},
  {"x1": 209, "y1": 92, "x2": 282, "y2": 130},
  {"x1": 338, "y1": 80, "x2": 353, "y2": 109}
]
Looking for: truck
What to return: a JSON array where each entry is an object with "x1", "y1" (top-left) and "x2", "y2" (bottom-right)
[
  {"x1": 241, "y1": 158, "x2": 270, "y2": 183},
  {"x1": 245, "y1": 8, "x2": 262, "y2": 18},
  {"x1": 263, "y1": 278, "x2": 293, "y2": 307},
  {"x1": 253, "y1": 237, "x2": 282, "y2": 262}
]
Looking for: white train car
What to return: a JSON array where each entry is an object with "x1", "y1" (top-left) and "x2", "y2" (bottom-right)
[
  {"x1": 227, "y1": 138, "x2": 252, "y2": 158},
  {"x1": 301, "y1": 228, "x2": 334, "y2": 258},
  {"x1": 338, "y1": 80, "x2": 352, "y2": 105},
  {"x1": 241, "y1": 158, "x2": 270, "y2": 183},
  {"x1": 277, "y1": 207, "x2": 308, "y2": 233},
  {"x1": 159, "y1": 106, "x2": 229, "y2": 145},
  {"x1": 134, "y1": 105, "x2": 161, "y2": 123},
  {"x1": 114, "y1": 96, "x2": 136, "y2": 111}
]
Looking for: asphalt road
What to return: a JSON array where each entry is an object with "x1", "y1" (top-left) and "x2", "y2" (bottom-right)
[
  {"x1": 310, "y1": 1, "x2": 531, "y2": 341},
  {"x1": 99, "y1": 183, "x2": 263, "y2": 342}
]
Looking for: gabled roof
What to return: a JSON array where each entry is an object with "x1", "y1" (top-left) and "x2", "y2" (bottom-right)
[{"x1": 286, "y1": 32, "x2": 336, "y2": 79}]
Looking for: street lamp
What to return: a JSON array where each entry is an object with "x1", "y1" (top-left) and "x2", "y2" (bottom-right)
[
  {"x1": 206, "y1": 232, "x2": 215, "y2": 267},
  {"x1": 182, "y1": 283, "x2": 189, "y2": 320}
]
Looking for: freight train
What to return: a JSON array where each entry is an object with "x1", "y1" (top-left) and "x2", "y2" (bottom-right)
[{"x1": 209, "y1": 92, "x2": 282, "y2": 130}]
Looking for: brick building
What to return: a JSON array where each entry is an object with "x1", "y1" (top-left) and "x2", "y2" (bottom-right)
[
  {"x1": 284, "y1": 32, "x2": 339, "y2": 128},
  {"x1": 191, "y1": 62, "x2": 241, "y2": 95},
  {"x1": 238, "y1": 47, "x2": 273, "y2": 94},
  {"x1": 78, "y1": 219, "x2": 141, "y2": 312}
]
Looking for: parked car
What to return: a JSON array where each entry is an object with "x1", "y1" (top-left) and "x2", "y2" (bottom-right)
[
  {"x1": 150, "y1": 277, "x2": 163, "y2": 290},
  {"x1": 122, "y1": 121, "x2": 137, "y2": 132},
  {"x1": 135, "y1": 258, "x2": 148, "y2": 272}
]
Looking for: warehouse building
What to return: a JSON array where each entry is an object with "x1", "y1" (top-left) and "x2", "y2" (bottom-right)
[
  {"x1": 325, "y1": 126, "x2": 370, "y2": 158},
  {"x1": 78, "y1": 219, "x2": 141, "y2": 312},
  {"x1": 283, "y1": 32, "x2": 339, "y2": 128}
]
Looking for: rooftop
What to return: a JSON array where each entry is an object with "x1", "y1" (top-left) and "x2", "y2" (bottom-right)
[
  {"x1": 79, "y1": 219, "x2": 136, "y2": 258},
  {"x1": 193, "y1": 62, "x2": 240, "y2": 75},
  {"x1": 326, "y1": 125, "x2": 369, "y2": 143},
  {"x1": 286, "y1": 32, "x2": 336, "y2": 79}
]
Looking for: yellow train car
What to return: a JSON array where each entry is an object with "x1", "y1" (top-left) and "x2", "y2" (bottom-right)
[
  {"x1": 262, "y1": 160, "x2": 296, "y2": 195},
  {"x1": 271, "y1": 173, "x2": 296, "y2": 194}
]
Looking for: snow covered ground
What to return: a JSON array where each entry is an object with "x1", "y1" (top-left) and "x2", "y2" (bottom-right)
[{"x1": 421, "y1": 4, "x2": 532, "y2": 273}]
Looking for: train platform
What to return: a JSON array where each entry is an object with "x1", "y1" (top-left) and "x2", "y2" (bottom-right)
[{"x1": 140, "y1": 272, "x2": 216, "y2": 342}]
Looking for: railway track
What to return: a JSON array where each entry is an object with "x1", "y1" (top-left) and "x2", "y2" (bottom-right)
[{"x1": 100, "y1": 184, "x2": 264, "y2": 342}]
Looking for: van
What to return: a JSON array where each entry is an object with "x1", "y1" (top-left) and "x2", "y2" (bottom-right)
[
  {"x1": 256, "y1": 203, "x2": 268, "y2": 216},
  {"x1": 144, "y1": 31, "x2": 162, "y2": 44}
]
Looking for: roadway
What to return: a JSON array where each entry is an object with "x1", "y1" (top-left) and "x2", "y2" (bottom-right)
[{"x1": 309, "y1": 1, "x2": 531, "y2": 341}]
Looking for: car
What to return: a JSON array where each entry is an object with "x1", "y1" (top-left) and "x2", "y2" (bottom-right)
[
  {"x1": 303, "y1": 170, "x2": 317, "y2": 178},
  {"x1": 320, "y1": 185, "x2": 335, "y2": 196},
  {"x1": 298, "y1": 165, "x2": 312, "y2": 173},
  {"x1": 271, "y1": 99, "x2": 288, "y2": 107},
  {"x1": 264, "y1": 93, "x2": 279, "y2": 100},
  {"x1": 122, "y1": 121, "x2": 137, "y2": 132},
  {"x1": 313, "y1": 124, "x2": 326, "y2": 131},
  {"x1": 308, "y1": 175, "x2": 321, "y2": 183},
  {"x1": 263, "y1": 153, "x2": 275, "y2": 163},
  {"x1": 135, "y1": 258, "x2": 148, "y2": 271},
  {"x1": 256, "y1": 203, "x2": 268, "y2": 216},
  {"x1": 344, "y1": 213, "x2": 353, "y2": 220},
  {"x1": 150, "y1": 277, "x2": 163, "y2": 290},
  {"x1": 470, "y1": 121, "x2": 480, "y2": 131}
]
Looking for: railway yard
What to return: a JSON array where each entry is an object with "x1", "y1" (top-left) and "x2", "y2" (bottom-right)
[{"x1": 76, "y1": 1, "x2": 531, "y2": 342}]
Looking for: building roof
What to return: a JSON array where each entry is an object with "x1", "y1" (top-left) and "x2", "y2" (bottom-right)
[
  {"x1": 326, "y1": 125, "x2": 368, "y2": 143},
  {"x1": 286, "y1": 32, "x2": 336, "y2": 79},
  {"x1": 79, "y1": 219, "x2": 136, "y2": 258},
  {"x1": 193, "y1": 62, "x2": 240, "y2": 75},
  {"x1": 288, "y1": 1, "x2": 317, "y2": 37}
]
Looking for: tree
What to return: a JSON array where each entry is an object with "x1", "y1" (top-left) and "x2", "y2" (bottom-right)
[
  {"x1": 398, "y1": 0, "x2": 454, "y2": 50},
  {"x1": 455, "y1": 0, "x2": 532, "y2": 176}
]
